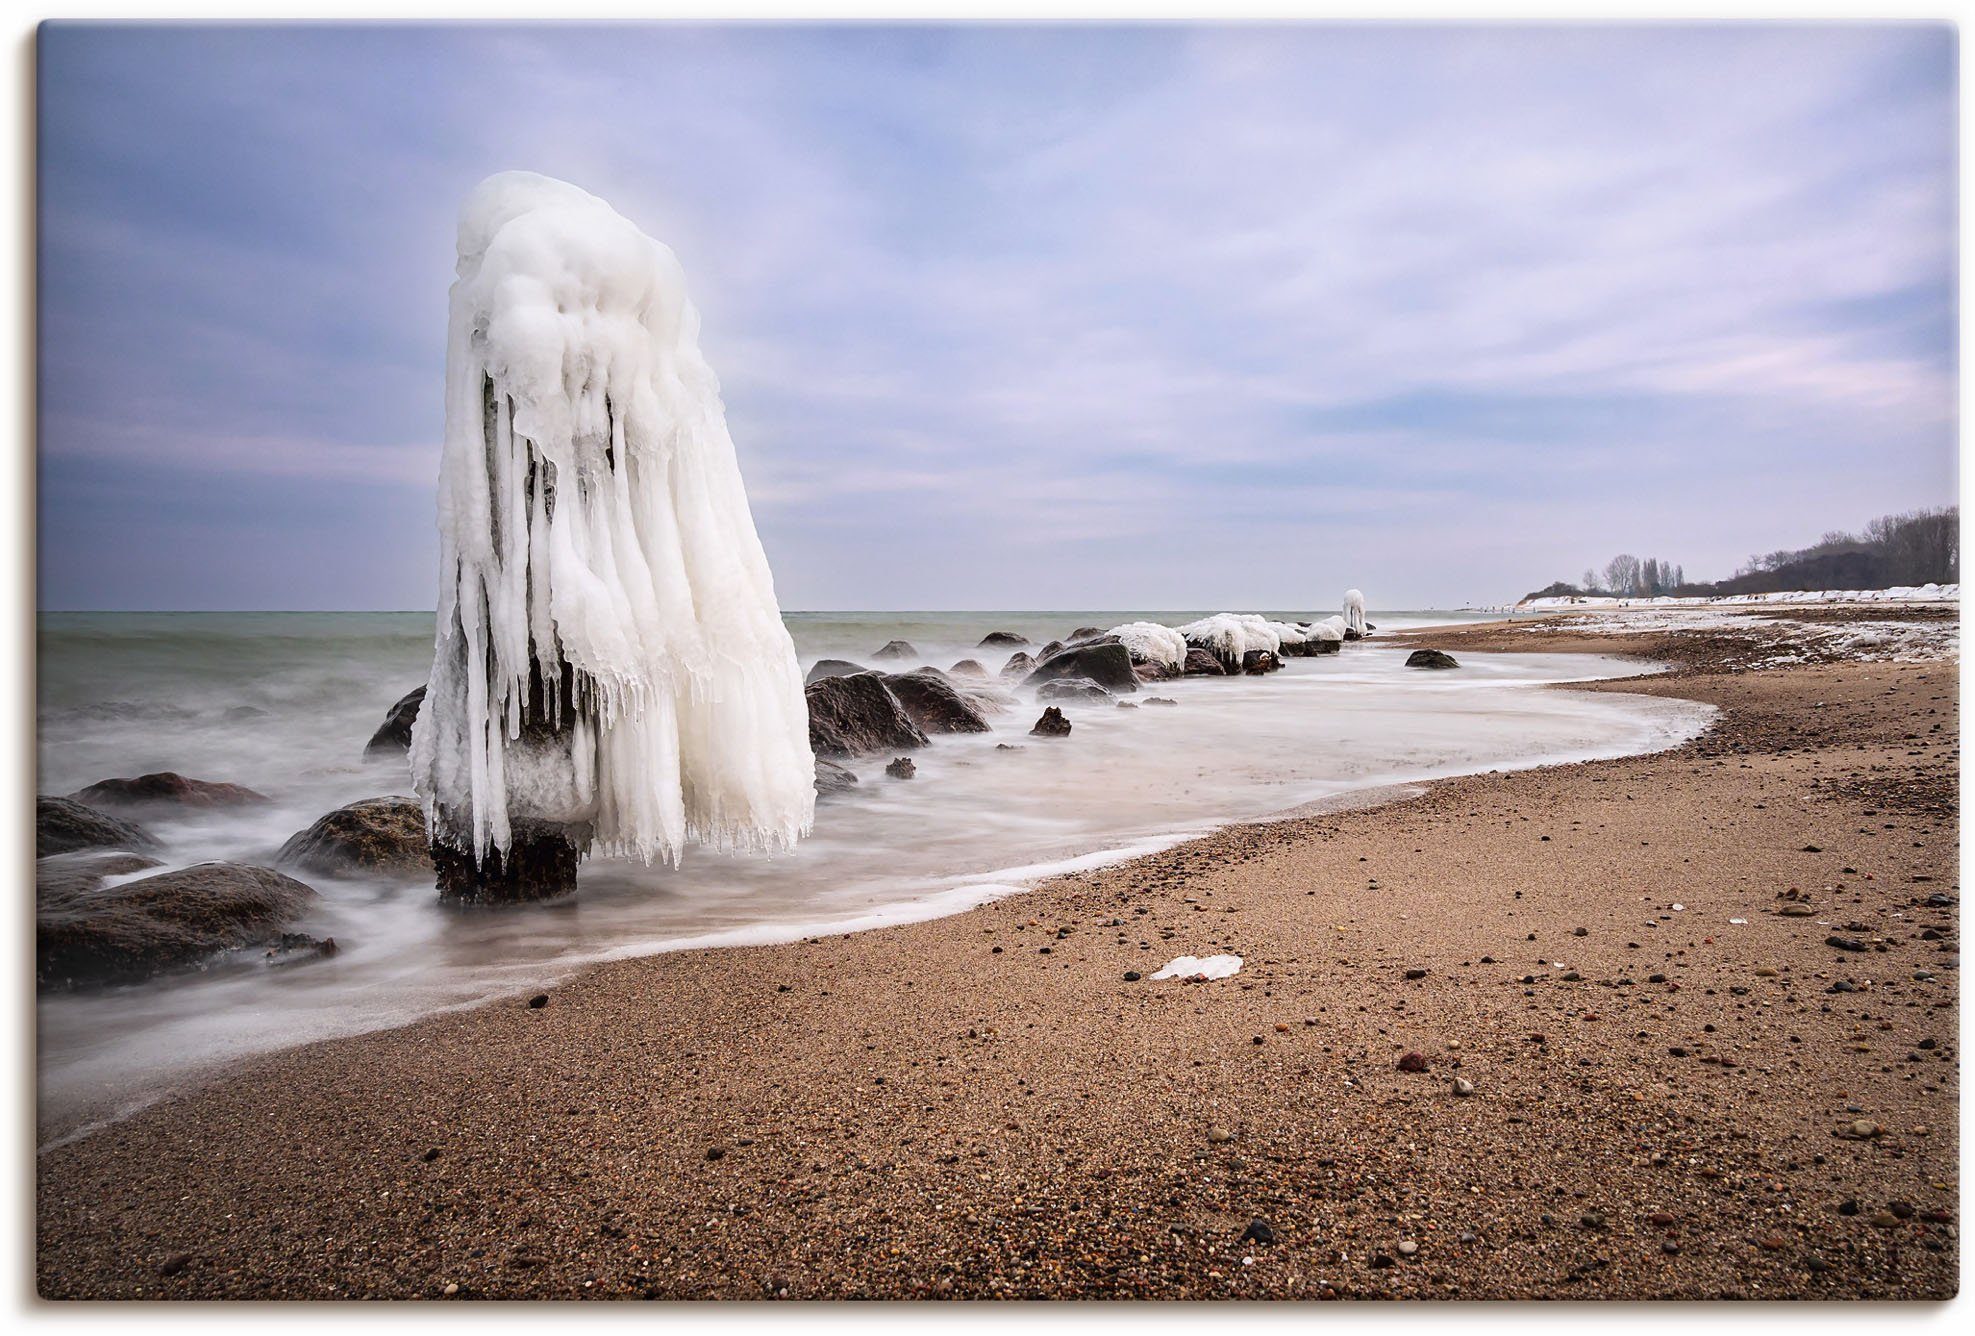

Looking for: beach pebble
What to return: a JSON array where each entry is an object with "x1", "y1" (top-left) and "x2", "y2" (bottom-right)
[
  {"x1": 1452, "y1": 1077, "x2": 1475, "y2": 1097},
  {"x1": 1396, "y1": 1052, "x2": 1429, "y2": 1073},
  {"x1": 1207, "y1": 1126, "x2": 1233, "y2": 1144},
  {"x1": 1397, "y1": 1240, "x2": 1418, "y2": 1256},
  {"x1": 1240, "y1": 1219, "x2": 1276, "y2": 1246},
  {"x1": 528, "y1": 994, "x2": 549, "y2": 1009}
]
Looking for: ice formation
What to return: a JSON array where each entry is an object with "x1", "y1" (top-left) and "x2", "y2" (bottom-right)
[
  {"x1": 1305, "y1": 615, "x2": 1346, "y2": 644},
  {"x1": 409, "y1": 171, "x2": 815, "y2": 871},
  {"x1": 1177, "y1": 614, "x2": 1281, "y2": 670},
  {"x1": 1106, "y1": 621, "x2": 1188, "y2": 670},
  {"x1": 1344, "y1": 589, "x2": 1368, "y2": 637}
]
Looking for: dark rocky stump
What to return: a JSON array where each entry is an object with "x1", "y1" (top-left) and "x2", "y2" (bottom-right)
[{"x1": 432, "y1": 819, "x2": 591, "y2": 905}]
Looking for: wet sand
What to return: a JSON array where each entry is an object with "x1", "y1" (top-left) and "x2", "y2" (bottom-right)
[{"x1": 36, "y1": 612, "x2": 1958, "y2": 1299}]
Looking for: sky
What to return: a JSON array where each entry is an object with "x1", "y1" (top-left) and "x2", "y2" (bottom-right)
[{"x1": 37, "y1": 23, "x2": 1958, "y2": 611}]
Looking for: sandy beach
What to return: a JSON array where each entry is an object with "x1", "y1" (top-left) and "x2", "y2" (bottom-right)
[{"x1": 35, "y1": 608, "x2": 1958, "y2": 1300}]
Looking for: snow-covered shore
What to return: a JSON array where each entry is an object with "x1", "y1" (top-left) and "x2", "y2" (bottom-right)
[{"x1": 1520, "y1": 583, "x2": 1957, "y2": 610}]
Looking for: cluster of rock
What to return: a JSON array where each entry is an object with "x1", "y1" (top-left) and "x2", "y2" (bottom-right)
[
  {"x1": 35, "y1": 595, "x2": 1458, "y2": 964},
  {"x1": 33, "y1": 774, "x2": 430, "y2": 992}
]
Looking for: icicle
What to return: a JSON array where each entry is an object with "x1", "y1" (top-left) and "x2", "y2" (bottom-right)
[{"x1": 410, "y1": 171, "x2": 815, "y2": 885}]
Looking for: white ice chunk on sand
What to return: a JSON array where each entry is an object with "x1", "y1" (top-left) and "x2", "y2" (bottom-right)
[
  {"x1": 1151, "y1": 954, "x2": 1244, "y2": 980},
  {"x1": 410, "y1": 171, "x2": 815, "y2": 871}
]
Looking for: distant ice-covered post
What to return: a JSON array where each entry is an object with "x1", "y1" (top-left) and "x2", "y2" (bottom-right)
[
  {"x1": 1343, "y1": 589, "x2": 1368, "y2": 640},
  {"x1": 409, "y1": 172, "x2": 815, "y2": 904}
]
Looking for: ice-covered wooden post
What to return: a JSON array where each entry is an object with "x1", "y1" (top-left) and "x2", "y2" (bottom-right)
[
  {"x1": 410, "y1": 172, "x2": 815, "y2": 904},
  {"x1": 1343, "y1": 589, "x2": 1368, "y2": 640}
]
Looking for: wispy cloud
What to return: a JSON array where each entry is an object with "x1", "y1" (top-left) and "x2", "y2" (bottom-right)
[{"x1": 37, "y1": 22, "x2": 1955, "y2": 610}]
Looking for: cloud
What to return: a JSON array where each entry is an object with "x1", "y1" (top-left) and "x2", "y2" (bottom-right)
[{"x1": 36, "y1": 22, "x2": 1956, "y2": 610}]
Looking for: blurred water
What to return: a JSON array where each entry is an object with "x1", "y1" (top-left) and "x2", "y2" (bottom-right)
[{"x1": 36, "y1": 609, "x2": 1710, "y2": 1137}]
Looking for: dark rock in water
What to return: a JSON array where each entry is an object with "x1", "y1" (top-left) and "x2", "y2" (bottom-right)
[
  {"x1": 1038, "y1": 640, "x2": 1065, "y2": 660},
  {"x1": 1024, "y1": 642, "x2": 1138, "y2": 694},
  {"x1": 947, "y1": 659, "x2": 988, "y2": 679},
  {"x1": 71, "y1": 772, "x2": 270, "y2": 813},
  {"x1": 882, "y1": 668, "x2": 991, "y2": 734},
  {"x1": 1133, "y1": 659, "x2": 1181, "y2": 682},
  {"x1": 885, "y1": 757, "x2": 917, "y2": 779},
  {"x1": 995, "y1": 743, "x2": 1024, "y2": 751},
  {"x1": 1343, "y1": 627, "x2": 1364, "y2": 642},
  {"x1": 36, "y1": 849, "x2": 164, "y2": 900},
  {"x1": 1031, "y1": 707, "x2": 1072, "y2": 738},
  {"x1": 1308, "y1": 637, "x2": 1342, "y2": 655},
  {"x1": 978, "y1": 631, "x2": 1029, "y2": 647},
  {"x1": 364, "y1": 686, "x2": 426, "y2": 758},
  {"x1": 1405, "y1": 649, "x2": 1460, "y2": 670},
  {"x1": 1068, "y1": 626, "x2": 1104, "y2": 641},
  {"x1": 1241, "y1": 649, "x2": 1282, "y2": 675},
  {"x1": 1144, "y1": 696, "x2": 1179, "y2": 707},
  {"x1": 1038, "y1": 677, "x2": 1111, "y2": 703},
  {"x1": 871, "y1": 639, "x2": 919, "y2": 662},
  {"x1": 36, "y1": 796, "x2": 161, "y2": 857},
  {"x1": 262, "y1": 932, "x2": 338, "y2": 968},
  {"x1": 1116, "y1": 700, "x2": 1138, "y2": 710},
  {"x1": 806, "y1": 673, "x2": 929, "y2": 758},
  {"x1": 999, "y1": 651, "x2": 1035, "y2": 681},
  {"x1": 805, "y1": 658, "x2": 869, "y2": 685},
  {"x1": 38, "y1": 861, "x2": 320, "y2": 989},
  {"x1": 278, "y1": 796, "x2": 432, "y2": 878},
  {"x1": 432, "y1": 819, "x2": 590, "y2": 905},
  {"x1": 1182, "y1": 648, "x2": 1227, "y2": 677},
  {"x1": 814, "y1": 758, "x2": 859, "y2": 797}
]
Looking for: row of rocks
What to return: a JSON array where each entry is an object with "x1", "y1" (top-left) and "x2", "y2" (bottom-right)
[{"x1": 34, "y1": 784, "x2": 432, "y2": 991}]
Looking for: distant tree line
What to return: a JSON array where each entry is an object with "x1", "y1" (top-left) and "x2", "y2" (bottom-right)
[{"x1": 1524, "y1": 506, "x2": 1958, "y2": 602}]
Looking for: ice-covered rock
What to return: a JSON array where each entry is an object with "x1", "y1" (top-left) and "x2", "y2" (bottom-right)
[
  {"x1": 1177, "y1": 614, "x2": 1281, "y2": 673},
  {"x1": 1106, "y1": 621, "x2": 1188, "y2": 671},
  {"x1": 409, "y1": 172, "x2": 814, "y2": 892}
]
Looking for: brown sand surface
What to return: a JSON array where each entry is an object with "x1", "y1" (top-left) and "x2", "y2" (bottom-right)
[{"x1": 36, "y1": 616, "x2": 1959, "y2": 1299}]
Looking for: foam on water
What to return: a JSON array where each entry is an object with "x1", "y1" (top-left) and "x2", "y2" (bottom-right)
[{"x1": 36, "y1": 609, "x2": 1711, "y2": 1138}]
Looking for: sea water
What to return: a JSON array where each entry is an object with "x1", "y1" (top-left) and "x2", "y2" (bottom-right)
[{"x1": 36, "y1": 610, "x2": 1711, "y2": 1138}]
